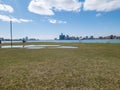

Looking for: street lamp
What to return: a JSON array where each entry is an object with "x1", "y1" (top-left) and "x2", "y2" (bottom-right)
[{"x1": 10, "y1": 20, "x2": 13, "y2": 48}]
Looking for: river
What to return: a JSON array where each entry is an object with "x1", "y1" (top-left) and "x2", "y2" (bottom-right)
[{"x1": 1, "y1": 39, "x2": 120, "y2": 44}]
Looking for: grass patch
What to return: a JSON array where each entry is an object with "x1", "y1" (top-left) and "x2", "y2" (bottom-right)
[{"x1": 0, "y1": 43, "x2": 120, "y2": 90}]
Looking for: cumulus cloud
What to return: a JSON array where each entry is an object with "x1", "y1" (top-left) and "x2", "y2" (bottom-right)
[
  {"x1": 0, "y1": 15, "x2": 32, "y2": 23},
  {"x1": 28, "y1": 0, "x2": 54, "y2": 15},
  {"x1": 28, "y1": 0, "x2": 82, "y2": 15},
  {"x1": 84, "y1": 0, "x2": 120, "y2": 12},
  {"x1": 48, "y1": 19, "x2": 67, "y2": 24},
  {"x1": 0, "y1": 4, "x2": 14, "y2": 13}
]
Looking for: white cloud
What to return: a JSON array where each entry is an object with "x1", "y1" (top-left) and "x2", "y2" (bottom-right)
[
  {"x1": 19, "y1": 19, "x2": 32, "y2": 23},
  {"x1": 0, "y1": 4, "x2": 14, "y2": 13},
  {"x1": 28, "y1": 0, "x2": 54, "y2": 15},
  {"x1": 84, "y1": 0, "x2": 120, "y2": 12},
  {"x1": 96, "y1": 13, "x2": 101, "y2": 17},
  {"x1": 0, "y1": 15, "x2": 32, "y2": 23},
  {"x1": 48, "y1": 19, "x2": 67, "y2": 24},
  {"x1": 28, "y1": 0, "x2": 82, "y2": 15}
]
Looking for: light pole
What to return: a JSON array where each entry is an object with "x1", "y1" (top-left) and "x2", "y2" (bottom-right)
[{"x1": 10, "y1": 20, "x2": 13, "y2": 48}]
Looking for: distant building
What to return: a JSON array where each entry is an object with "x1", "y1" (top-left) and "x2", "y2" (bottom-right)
[
  {"x1": 25, "y1": 36, "x2": 28, "y2": 41},
  {"x1": 85, "y1": 36, "x2": 89, "y2": 39},
  {"x1": 59, "y1": 33, "x2": 65, "y2": 40},
  {"x1": 0, "y1": 37, "x2": 4, "y2": 41},
  {"x1": 58, "y1": 33, "x2": 80, "y2": 40},
  {"x1": 90, "y1": 36, "x2": 94, "y2": 39},
  {"x1": 99, "y1": 36, "x2": 103, "y2": 39}
]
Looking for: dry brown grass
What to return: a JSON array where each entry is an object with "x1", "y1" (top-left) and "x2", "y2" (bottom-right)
[{"x1": 0, "y1": 43, "x2": 120, "y2": 90}]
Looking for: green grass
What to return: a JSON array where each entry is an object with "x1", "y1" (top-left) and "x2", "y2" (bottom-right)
[{"x1": 0, "y1": 43, "x2": 120, "y2": 90}]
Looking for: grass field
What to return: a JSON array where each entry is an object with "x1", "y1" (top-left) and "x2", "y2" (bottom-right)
[{"x1": 0, "y1": 43, "x2": 120, "y2": 90}]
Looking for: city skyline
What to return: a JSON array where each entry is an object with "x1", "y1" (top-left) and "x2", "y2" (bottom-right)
[{"x1": 0, "y1": 0, "x2": 120, "y2": 40}]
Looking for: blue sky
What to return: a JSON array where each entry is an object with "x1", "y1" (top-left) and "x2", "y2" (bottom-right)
[{"x1": 0, "y1": 0, "x2": 120, "y2": 39}]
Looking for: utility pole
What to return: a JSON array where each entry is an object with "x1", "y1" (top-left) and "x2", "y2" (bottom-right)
[{"x1": 10, "y1": 20, "x2": 13, "y2": 48}]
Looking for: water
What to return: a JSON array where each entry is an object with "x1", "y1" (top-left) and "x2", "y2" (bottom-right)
[
  {"x1": 1, "y1": 45, "x2": 23, "y2": 48},
  {"x1": 1, "y1": 39, "x2": 120, "y2": 43},
  {"x1": 57, "y1": 46, "x2": 78, "y2": 48},
  {"x1": 80, "y1": 39, "x2": 120, "y2": 43},
  {"x1": 0, "y1": 45, "x2": 78, "y2": 49}
]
